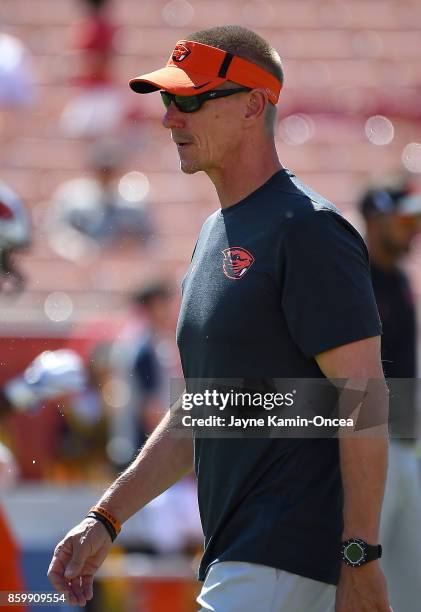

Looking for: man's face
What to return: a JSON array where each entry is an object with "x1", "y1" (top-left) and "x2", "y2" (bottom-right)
[
  {"x1": 140, "y1": 294, "x2": 175, "y2": 332},
  {"x1": 162, "y1": 83, "x2": 249, "y2": 175},
  {"x1": 377, "y1": 213, "x2": 421, "y2": 258}
]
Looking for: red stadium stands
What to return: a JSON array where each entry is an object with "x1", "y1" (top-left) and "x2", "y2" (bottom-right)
[{"x1": 0, "y1": 0, "x2": 420, "y2": 317}]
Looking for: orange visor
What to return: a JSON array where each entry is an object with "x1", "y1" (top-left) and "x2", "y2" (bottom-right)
[{"x1": 129, "y1": 40, "x2": 282, "y2": 105}]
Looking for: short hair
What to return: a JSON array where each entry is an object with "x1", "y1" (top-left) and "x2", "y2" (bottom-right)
[
  {"x1": 80, "y1": 0, "x2": 110, "y2": 11},
  {"x1": 187, "y1": 25, "x2": 283, "y2": 134},
  {"x1": 358, "y1": 177, "x2": 414, "y2": 219},
  {"x1": 130, "y1": 280, "x2": 172, "y2": 307}
]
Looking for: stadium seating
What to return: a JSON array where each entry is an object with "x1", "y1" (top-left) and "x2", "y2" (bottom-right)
[{"x1": 1, "y1": 0, "x2": 420, "y2": 316}]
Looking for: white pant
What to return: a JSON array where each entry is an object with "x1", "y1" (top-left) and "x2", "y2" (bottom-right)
[
  {"x1": 380, "y1": 441, "x2": 421, "y2": 612},
  {"x1": 197, "y1": 561, "x2": 336, "y2": 612}
]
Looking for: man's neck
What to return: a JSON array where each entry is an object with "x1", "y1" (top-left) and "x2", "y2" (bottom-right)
[{"x1": 207, "y1": 140, "x2": 282, "y2": 208}]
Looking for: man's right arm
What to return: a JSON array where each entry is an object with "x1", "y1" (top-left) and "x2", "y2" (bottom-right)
[
  {"x1": 48, "y1": 393, "x2": 193, "y2": 606},
  {"x1": 96, "y1": 392, "x2": 193, "y2": 523}
]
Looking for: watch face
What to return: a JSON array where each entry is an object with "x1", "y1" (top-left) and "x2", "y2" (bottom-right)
[
  {"x1": 343, "y1": 539, "x2": 367, "y2": 566},
  {"x1": 346, "y1": 542, "x2": 364, "y2": 563}
]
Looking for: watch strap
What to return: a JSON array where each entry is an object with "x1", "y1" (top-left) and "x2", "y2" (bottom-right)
[{"x1": 366, "y1": 543, "x2": 382, "y2": 562}]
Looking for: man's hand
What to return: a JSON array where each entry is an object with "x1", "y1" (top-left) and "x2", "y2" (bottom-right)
[
  {"x1": 335, "y1": 562, "x2": 391, "y2": 611},
  {"x1": 47, "y1": 518, "x2": 112, "y2": 607},
  {"x1": 47, "y1": 392, "x2": 192, "y2": 606}
]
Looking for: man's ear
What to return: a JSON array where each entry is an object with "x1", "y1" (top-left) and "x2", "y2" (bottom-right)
[{"x1": 243, "y1": 89, "x2": 267, "y2": 125}]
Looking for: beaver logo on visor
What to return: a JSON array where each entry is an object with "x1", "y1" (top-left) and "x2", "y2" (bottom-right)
[
  {"x1": 222, "y1": 247, "x2": 255, "y2": 280},
  {"x1": 172, "y1": 43, "x2": 191, "y2": 62}
]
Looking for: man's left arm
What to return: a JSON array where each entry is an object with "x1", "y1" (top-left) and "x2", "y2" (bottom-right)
[{"x1": 316, "y1": 335, "x2": 391, "y2": 612}]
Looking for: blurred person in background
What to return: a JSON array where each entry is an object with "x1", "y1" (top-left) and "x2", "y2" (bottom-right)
[
  {"x1": 48, "y1": 343, "x2": 114, "y2": 483},
  {"x1": 0, "y1": 30, "x2": 35, "y2": 144},
  {"x1": 359, "y1": 178, "x2": 421, "y2": 612},
  {"x1": 0, "y1": 350, "x2": 87, "y2": 421},
  {"x1": 0, "y1": 31, "x2": 34, "y2": 108},
  {"x1": 0, "y1": 181, "x2": 31, "y2": 293},
  {"x1": 60, "y1": 0, "x2": 125, "y2": 138},
  {"x1": 72, "y1": 0, "x2": 116, "y2": 89},
  {"x1": 107, "y1": 280, "x2": 178, "y2": 469},
  {"x1": 0, "y1": 348, "x2": 87, "y2": 611},
  {"x1": 45, "y1": 139, "x2": 154, "y2": 263}
]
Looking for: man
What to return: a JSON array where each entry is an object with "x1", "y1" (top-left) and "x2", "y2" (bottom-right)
[
  {"x1": 359, "y1": 180, "x2": 421, "y2": 612},
  {"x1": 107, "y1": 280, "x2": 176, "y2": 467},
  {"x1": 48, "y1": 26, "x2": 391, "y2": 611},
  {"x1": 127, "y1": 281, "x2": 177, "y2": 442},
  {"x1": 46, "y1": 139, "x2": 153, "y2": 263}
]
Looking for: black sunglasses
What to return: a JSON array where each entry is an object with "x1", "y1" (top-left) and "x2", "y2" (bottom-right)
[{"x1": 160, "y1": 87, "x2": 251, "y2": 113}]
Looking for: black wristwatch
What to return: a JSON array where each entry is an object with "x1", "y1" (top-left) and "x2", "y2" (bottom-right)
[{"x1": 341, "y1": 538, "x2": 382, "y2": 567}]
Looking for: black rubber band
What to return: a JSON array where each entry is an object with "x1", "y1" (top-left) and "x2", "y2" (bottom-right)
[
  {"x1": 366, "y1": 544, "x2": 382, "y2": 561},
  {"x1": 218, "y1": 53, "x2": 234, "y2": 78},
  {"x1": 86, "y1": 512, "x2": 116, "y2": 542},
  {"x1": 86, "y1": 512, "x2": 117, "y2": 542}
]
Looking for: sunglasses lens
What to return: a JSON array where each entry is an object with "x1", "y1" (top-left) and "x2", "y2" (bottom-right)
[
  {"x1": 160, "y1": 92, "x2": 172, "y2": 108},
  {"x1": 175, "y1": 96, "x2": 201, "y2": 113},
  {"x1": 160, "y1": 92, "x2": 201, "y2": 112}
]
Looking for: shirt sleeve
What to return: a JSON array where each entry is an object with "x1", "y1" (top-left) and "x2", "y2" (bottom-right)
[{"x1": 280, "y1": 209, "x2": 382, "y2": 358}]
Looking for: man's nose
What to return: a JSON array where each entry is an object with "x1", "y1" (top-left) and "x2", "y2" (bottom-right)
[{"x1": 162, "y1": 102, "x2": 186, "y2": 129}]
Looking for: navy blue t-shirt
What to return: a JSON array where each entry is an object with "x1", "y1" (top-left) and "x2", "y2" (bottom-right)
[{"x1": 176, "y1": 169, "x2": 381, "y2": 585}]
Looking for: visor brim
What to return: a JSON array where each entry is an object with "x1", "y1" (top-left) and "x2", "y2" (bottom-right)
[{"x1": 129, "y1": 65, "x2": 226, "y2": 96}]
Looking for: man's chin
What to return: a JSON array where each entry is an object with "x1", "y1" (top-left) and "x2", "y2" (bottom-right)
[{"x1": 179, "y1": 160, "x2": 201, "y2": 175}]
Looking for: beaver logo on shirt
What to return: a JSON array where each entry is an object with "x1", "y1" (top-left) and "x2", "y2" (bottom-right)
[
  {"x1": 222, "y1": 247, "x2": 255, "y2": 280},
  {"x1": 172, "y1": 43, "x2": 191, "y2": 62}
]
